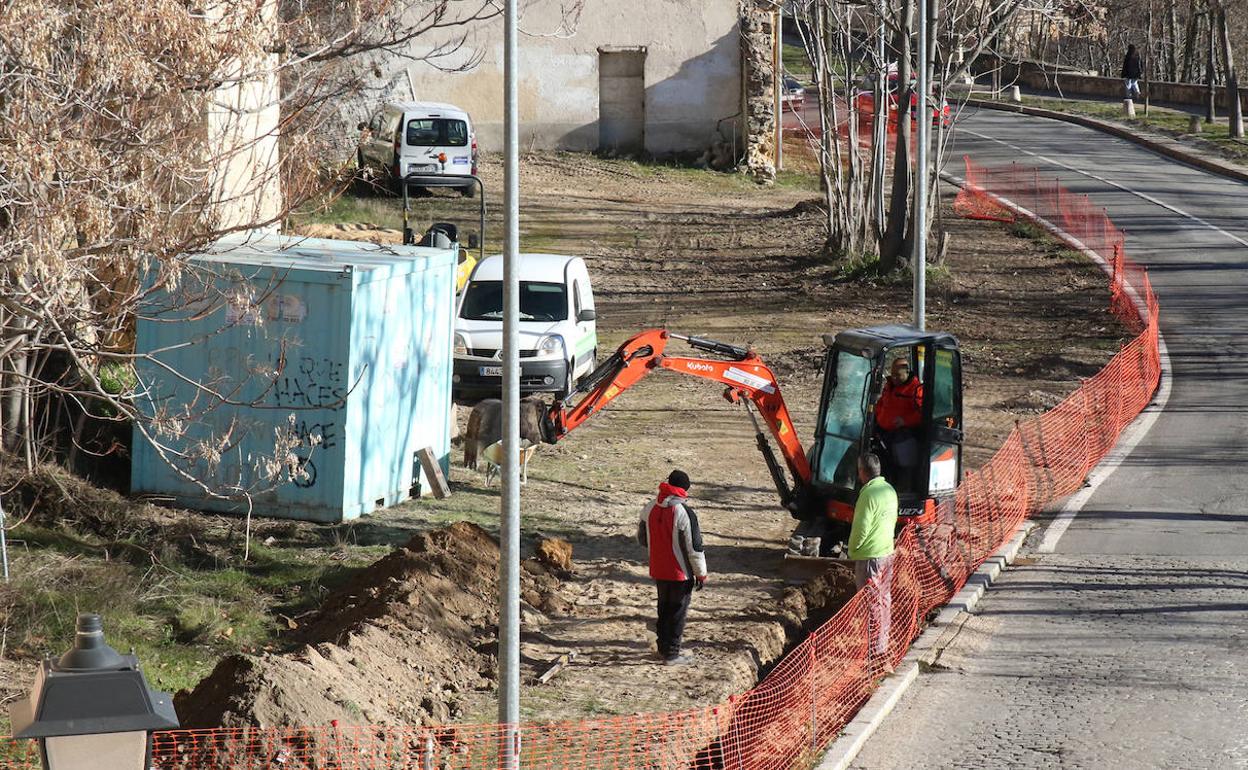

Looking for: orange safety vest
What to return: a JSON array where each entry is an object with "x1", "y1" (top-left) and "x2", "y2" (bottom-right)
[{"x1": 875, "y1": 376, "x2": 923, "y2": 430}]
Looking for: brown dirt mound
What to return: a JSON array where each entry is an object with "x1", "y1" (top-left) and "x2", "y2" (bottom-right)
[
  {"x1": 298, "y1": 222, "x2": 402, "y2": 245},
  {"x1": 175, "y1": 522, "x2": 566, "y2": 728},
  {"x1": 534, "y1": 537, "x2": 573, "y2": 574}
]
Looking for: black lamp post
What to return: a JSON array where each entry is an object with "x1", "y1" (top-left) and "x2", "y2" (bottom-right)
[{"x1": 9, "y1": 613, "x2": 179, "y2": 770}]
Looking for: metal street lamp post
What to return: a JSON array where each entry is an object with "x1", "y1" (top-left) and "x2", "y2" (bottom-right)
[
  {"x1": 9, "y1": 613, "x2": 179, "y2": 770},
  {"x1": 914, "y1": 0, "x2": 929, "y2": 331}
]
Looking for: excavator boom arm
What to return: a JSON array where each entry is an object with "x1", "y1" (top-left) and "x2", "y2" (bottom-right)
[{"x1": 543, "y1": 329, "x2": 812, "y2": 504}]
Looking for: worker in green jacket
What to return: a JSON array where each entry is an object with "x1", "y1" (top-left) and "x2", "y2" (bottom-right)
[{"x1": 850, "y1": 452, "x2": 898, "y2": 669}]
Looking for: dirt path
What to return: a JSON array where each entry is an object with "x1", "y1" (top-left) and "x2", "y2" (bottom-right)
[{"x1": 282, "y1": 149, "x2": 1126, "y2": 725}]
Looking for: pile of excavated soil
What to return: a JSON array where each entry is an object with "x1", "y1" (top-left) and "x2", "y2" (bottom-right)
[
  {"x1": 175, "y1": 522, "x2": 567, "y2": 728},
  {"x1": 298, "y1": 222, "x2": 402, "y2": 245}
]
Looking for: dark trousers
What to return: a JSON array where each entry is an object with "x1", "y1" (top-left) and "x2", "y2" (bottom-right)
[{"x1": 655, "y1": 579, "x2": 695, "y2": 658}]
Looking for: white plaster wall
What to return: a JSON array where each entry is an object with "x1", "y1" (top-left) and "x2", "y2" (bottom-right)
[
  {"x1": 380, "y1": 0, "x2": 744, "y2": 154},
  {"x1": 206, "y1": 0, "x2": 283, "y2": 231}
]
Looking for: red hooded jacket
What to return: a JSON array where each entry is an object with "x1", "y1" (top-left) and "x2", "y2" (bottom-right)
[
  {"x1": 875, "y1": 375, "x2": 923, "y2": 431},
  {"x1": 637, "y1": 482, "x2": 707, "y2": 582}
]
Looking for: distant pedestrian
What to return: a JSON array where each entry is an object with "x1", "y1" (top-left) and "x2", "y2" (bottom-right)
[
  {"x1": 637, "y1": 469, "x2": 707, "y2": 665},
  {"x1": 849, "y1": 452, "x2": 898, "y2": 672},
  {"x1": 1122, "y1": 44, "x2": 1143, "y2": 100}
]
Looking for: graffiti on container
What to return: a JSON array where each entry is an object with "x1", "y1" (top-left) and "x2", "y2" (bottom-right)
[
  {"x1": 290, "y1": 419, "x2": 337, "y2": 489},
  {"x1": 273, "y1": 356, "x2": 348, "y2": 409}
]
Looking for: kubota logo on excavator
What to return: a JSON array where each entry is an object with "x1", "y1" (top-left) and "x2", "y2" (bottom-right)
[{"x1": 685, "y1": 362, "x2": 715, "y2": 372}]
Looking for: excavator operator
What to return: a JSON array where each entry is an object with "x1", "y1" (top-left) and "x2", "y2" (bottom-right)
[{"x1": 874, "y1": 357, "x2": 923, "y2": 486}]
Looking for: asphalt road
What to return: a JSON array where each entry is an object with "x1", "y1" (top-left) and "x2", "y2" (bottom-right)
[{"x1": 851, "y1": 108, "x2": 1248, "y2": 769}]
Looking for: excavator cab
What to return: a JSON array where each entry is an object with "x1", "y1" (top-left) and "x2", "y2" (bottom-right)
[{"x1": 809, "y1": 325, "x2": 963, "y2": 526}]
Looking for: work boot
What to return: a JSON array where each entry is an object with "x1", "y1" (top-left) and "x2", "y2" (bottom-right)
[{"x1": 664, "y1": 652, "x2": 695, "y2": 666}]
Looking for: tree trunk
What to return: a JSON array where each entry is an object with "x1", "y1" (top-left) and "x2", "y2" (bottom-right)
[
  {"x1": 871, "y1": 12, "x2": 888, "y2": 237},
  {"x1": 1181, "y1": 0, "x2": 1199, "y2": 81},
  {"x1": 880, "y1": 0, "x2": 915, "y2": 270},
  {"x1": 1216, "y1": 4, "x2": 1243, "y2": 136},
  {"x1": 1166, "y1": 0, "x2": 1179, "y2": 80},
  {"x1": 914, "y1": 0, "x2": 940, "y2": 252},
  {"x1": 1206, "y1": 7, "x2": 1217, "y2": 122},
  {"x1": 2, "y1": 323, "x2": 29, "y2": 454}
]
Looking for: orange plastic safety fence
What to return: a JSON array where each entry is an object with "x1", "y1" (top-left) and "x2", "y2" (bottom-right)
[{"x1": 1, "y1": 158, "x2": 1159, "y2": 770}]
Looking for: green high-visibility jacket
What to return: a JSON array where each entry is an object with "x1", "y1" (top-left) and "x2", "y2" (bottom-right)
[{"x1": 848, "y1": 476, "x2": 899, "y2": 560}]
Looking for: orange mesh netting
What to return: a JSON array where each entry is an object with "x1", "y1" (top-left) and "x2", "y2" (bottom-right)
[{"x1": 2, "y1": 158, "x2": 1159, "y2": 770}]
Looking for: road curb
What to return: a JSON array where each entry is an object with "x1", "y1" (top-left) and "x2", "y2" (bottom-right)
[
  {"x1": 813, "y1": 521, "x2": 1034, "y2": 770},
  {"x1": 966, "y1": 97, "x2": 1248, "y2": 186}
]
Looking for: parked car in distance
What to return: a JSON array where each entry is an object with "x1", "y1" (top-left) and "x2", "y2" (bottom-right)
[
  {"x1": 852, "y1": 72, "x2": 952, "y2": 128},
  {"x1": 358, "y1": 101, "x2": 478, "y2": 197},
  {"x1": 452, "y1": 254, "x2": 598, "y2": 400},
  {"x1": 782, "y1": 76, "x2": 806, "y2": 107}
]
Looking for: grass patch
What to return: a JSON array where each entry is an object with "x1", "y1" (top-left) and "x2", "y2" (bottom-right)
[
  {"x1": 1008, "y1": 220, "x2": 1049, "y2": 242},
  {"x1": 1006, "y1": 217, "x2": 1105, "y2": 270},
  {"x1": 783, "y1": 43, "x2": 812, "y2": 80},
  {"x1": 292, "y1": 191, "x2": 400, "y2": 228},
  {"x1": 0, "y1": 517, "x2": 384, "y2": 697},
  {"x1": 775, "y1": 169, "x2": 821, "y2": 192}
]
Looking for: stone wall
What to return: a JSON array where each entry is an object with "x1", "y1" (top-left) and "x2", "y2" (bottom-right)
[
  {"x1": 740, "y1": 0, "x2": 776, "y2": 181},
  {"x1": 978, "y1": 56, "x2": 1248, "y2": 110}
]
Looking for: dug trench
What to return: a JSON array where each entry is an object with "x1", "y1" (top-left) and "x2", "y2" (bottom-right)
[{"x1": 174, "y1": 522, "x2": 856, "y2": 731}]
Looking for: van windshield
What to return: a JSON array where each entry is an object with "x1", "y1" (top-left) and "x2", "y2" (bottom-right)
[
  {"x1": 406, "y1": 118, "x2": 468, "y2": 147},
  {"x1": 460, "y1": 281, "x2": 568, "y2": 322}
]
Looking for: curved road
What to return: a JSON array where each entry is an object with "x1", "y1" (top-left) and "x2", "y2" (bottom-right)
[{"x1": 852, "y1": 109, "x2": 1248, "y2": 769}]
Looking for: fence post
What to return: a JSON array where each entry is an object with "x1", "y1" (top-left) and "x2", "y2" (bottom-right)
[
  {"x1": 423, "y1": 732, "x2": 435, "y2": 770},
  {"x1": 809, "y1": 643, "x2": 819, "y2": 754},
  {"x1": 729, "y1": 694, "x2": 744, "y2": 770},
  {"x1": 1081, "y1": 385, "x2": 1095, "y2": 473},
  {"x1": 1032, "y1": 167, "x2": 1039, "y2": 215}
]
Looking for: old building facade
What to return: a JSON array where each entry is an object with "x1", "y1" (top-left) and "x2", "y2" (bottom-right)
[{"x1": 364, "y1": 0, "x2": 776, "y2": 165}]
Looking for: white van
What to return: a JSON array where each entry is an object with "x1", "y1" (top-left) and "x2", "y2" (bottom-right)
[
  {"x1": 358, "y1": 101, "x2": 477, "y2": 197},
  {"x1": 453, "y1": 254, "x2": 598, "y2": 400}
]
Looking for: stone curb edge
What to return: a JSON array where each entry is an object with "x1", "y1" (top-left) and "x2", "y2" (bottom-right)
[
  {"x1": 965, "y1": 97, "x2": 1248, "y2": 186},
  {"x1": 813, "y1": 521, "x2": 1035, "y2": 770}
]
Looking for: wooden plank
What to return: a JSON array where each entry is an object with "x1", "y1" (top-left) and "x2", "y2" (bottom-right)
[
  {"x1": 534, "y1": 651, "x2": 578, "y2": 685},
  {"x1": 416, "y1": 447, "x2": 450, "y2": 499}
]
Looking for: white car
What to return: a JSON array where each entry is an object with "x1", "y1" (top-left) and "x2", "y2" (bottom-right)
[
  {"x1": 453, "y1": 254, "x2": 598, "y2": 400},
  {"x1": 358, "y1": 101, "x2": 478, "y2": 197}
]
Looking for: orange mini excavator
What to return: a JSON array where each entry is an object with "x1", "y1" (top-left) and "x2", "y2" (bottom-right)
[{"x1": 540, "y1": 326, "x2": 965, "y2": 555}]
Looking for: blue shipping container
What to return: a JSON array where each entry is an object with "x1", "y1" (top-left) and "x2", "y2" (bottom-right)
[{"x1": 132, "y1": 233, "x2": 457, "y2": 522}]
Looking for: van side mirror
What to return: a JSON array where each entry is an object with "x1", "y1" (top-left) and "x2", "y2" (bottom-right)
[
  {"x1": 577, "y1": 308, "x2": 596, "y2": 323},
  {"x1": 468, "y1": 233, "x2": 480, "y2": 249}
]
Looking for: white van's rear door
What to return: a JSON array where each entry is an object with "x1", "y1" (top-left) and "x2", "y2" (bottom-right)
[{"x1": 401, "y1": 114, "x2": 472, "y2": 176}]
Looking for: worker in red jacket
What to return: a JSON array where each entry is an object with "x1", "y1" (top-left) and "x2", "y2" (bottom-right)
[
  {"x1": 637, "y1": 469, "x2": 707, "y2": 665},
  {"x1": 874, "y1": 358, "x2": 923, "y2": 481}
]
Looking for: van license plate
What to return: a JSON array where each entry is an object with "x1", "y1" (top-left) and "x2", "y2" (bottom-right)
[
  {"x1": 479, "y1": 366, "x2": 502, "y2": 376},
  {"x1": 409, "y1": 164, "x2": 437, "y2": 173}
]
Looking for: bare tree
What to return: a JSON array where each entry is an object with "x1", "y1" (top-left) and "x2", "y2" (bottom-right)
[
  {"x1": 790, "y1": 0, "x2": 1039, "y2": 272},
  {"x1": 1215, "y1": 1, "x2": 1244, "y2": 135},
  {"x1": 1206, "y1": 1, "x2": 1218, "y2": 121},
  {"x1": 0, "y1": 0, "x2": 501, "y2": 501},
  {"x1": 795, "y1": 0, "x2": 874, "y2": 258}
]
